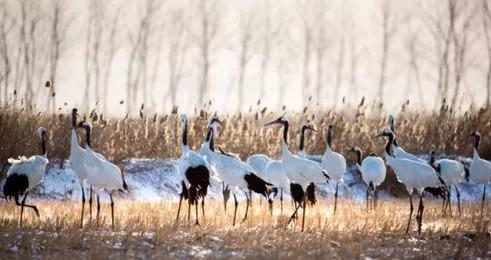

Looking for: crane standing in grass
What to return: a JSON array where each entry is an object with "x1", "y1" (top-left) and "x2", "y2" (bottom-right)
[
  {"x1": 176, "y1": 115, "x2": 211, "y2": 225},
  {"x1": 469, "y1": 131, "x2": 491, "y2": 217},
  {"x1": 320, "y1": 125, "x2": 347, "y2": 214},
  {"x1": 3, "y1": 127, "x2": 49, "y2": 225},
  {"x1": 377, "y1": 128, "x2": 446, "y2": 235},
  {"x1": 349, "y1": 147, "x2": 386, "y2": 210},
  {"x1": 265, "y1": 116, "x2": 329, "y2": 232},
  {"x1": 78, "y1": 121, "x2": 128, "y2": 229}
]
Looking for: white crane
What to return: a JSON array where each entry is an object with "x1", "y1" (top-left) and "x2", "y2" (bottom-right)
[
  {"x1": 259, "y1": 123, "x2": 315, "y2": 214},
  {"x1": 78, "y1": 122, "x2": 128, "y2": 229},
  {"x1": 265, "y1": 116, "x2": 329, "y2": 232},
  {"x1": 349, "y1": 147, "x2": 386, "y2": 210},
  {"x1": 320, "y1": 125, "x2": 347, "y2": 214},
  {"x1": 176, "y1": 115, "x2": 211, "y2": 225},
  {"x1": 389, "y1": 115, "x2": 445, "y2": 200},
  {"x1": 69, "y1": 108, "x2": 91, "y2": 227},
  {"x1": 298, "y1": 122, "x2": 316, "y2": 158},
  {"x1": 388, "y1": 115, "x2": 425, "y2": 162},
  {"x1": 469, "y1": 131, "x2": 491, "y2": 216},
  {"x1": 3, "y1": 127, "x2": 48, "y2": 225},
  {"x1": 429, "y1": 151, "x2": 465, "y2": 215},
  {"x1": 201, "y1": 119, "x2": 276, "y2": 226},
  {"x1": 199, "y1": 115, "x2": 232, "y2": 212},
  {"x1": 376, "y1": 128, "x2": 446, "y2": 235},
  {"x1": 247, "y1": 154, "x2": 271, "y2": 178}
]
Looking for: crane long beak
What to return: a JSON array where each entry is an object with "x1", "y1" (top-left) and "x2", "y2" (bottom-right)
[
  {"x1": 373, "y1": 133, "x2": 384, "y2": 139},
  {"x1": 310, "y1": 127, "x2": 318, "y2": 132},
  {"x1": 264, "y1": 119, "x2": 280, "y2": 126},
  {"x1": 216, "y1": 119, "x2": 224, "y2": 126}
]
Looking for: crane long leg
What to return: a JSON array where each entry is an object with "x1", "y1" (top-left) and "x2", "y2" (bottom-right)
[
  {"x1": 243, "y1": 191, "x2": 250, "y2": 221},
  {"x1": 301, "y1": 198, "x2": 307, "y2": 232},
  {"x1": 481, "y1": 185, "x2": 487, "y2": 217},
  {"x1": 187, "y1": 197, "x2": 191, "y2": 223},
  {"x1": 201, "y1": 198, "x2": 206, "y2": 222},
  {"x1": 455, "y1": 186, "x2": 461, "y2": 216},
  {"x1": 80, "y1": 184, "x2": 85, "y2": 227},
  {"x1": 15, "y1": 192, "x2": 38, "y2": 226},
  {"x1": 249, "y1": 191, "x2": 252, "y2": 209},
  {"x1": 195, "y1": 198, "x2": 200, "y2": 226},
  {"x1": 110, "y1": 193, "x2": 115, "y2": 229},
  {"x1": 366, "y1": 186, "x2": 370, "y2": 211},
  {"x1": 233, "y1": 193, "x2": 238, "y2": 226},
  {"x1": 287, "y1": 202, "x2": 303, "y2": 225},
  {"x1": 374, "y1": 188, "x2": 379, "y2": 209},
  {"x1": 334, "y1": 182, "x2": 339, "y2": 215},
  {"x1": 176, "y1": 193, "x2": 184, "y2": 224},
  {"x1": 89, "y1": 186, "x2": 93, "y2": 223},
  {"x1": 447, "y1": 186, "x2": 452, "y2": 216},
  {"x1": 280, "y1": 188, "x2": 283, "y2": 215},
  {"x1": 405, "y1": 193, "x2": 414, "y2": 234},
  {"x1": 96, "y1": 195, "x2": 100, "y2": 226},
  {"x1": 416, "y1": 194, "x2": 424, "y2": 235}
]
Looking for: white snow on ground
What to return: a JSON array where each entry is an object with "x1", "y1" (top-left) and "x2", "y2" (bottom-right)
[{"x1": 0, "y1": 155, "x2": 489, "y2": 203}]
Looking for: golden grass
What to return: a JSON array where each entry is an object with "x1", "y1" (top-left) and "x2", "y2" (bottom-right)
[
  {"x1": 0, "y1": 199, "x2": 489, "y2": 258},
  {"x1": 2, "y1": 102, "x2": 491, "y2": 166}
]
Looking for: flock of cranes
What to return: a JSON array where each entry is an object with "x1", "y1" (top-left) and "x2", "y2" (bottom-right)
[{"x1": 2, "y1": 108, "x2": 490, "y2": 235}]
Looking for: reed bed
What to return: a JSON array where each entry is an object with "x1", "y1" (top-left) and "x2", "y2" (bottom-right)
[{"x1": 0, "y1": 199, "x2": 488, "y2": 258}]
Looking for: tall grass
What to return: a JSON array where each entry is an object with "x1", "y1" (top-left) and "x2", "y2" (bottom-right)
[
  {"x1": 1, "y1": 100, "x2": 490, "y2": 167},
  {"x1": 0, "y1": 200, "x2": 488, "y2": 258}
]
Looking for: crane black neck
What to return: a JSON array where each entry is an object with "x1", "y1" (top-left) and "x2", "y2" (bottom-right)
[
  {"x1": 385, "y1": 134, "x2": 394, "y2": 156},
  {"x1": 72, "y1": 114, "x2": 77, "y2": 128},
  {"x1": 84, "y1": 127, "x2": 92, "y2": 148},
  {"x1": 282, "y1": 121, "x2": 289, "y2": 145},
  {"x1": 474, "y1": 135, "x2": 481, "y2": 152},
  {"x1": 40, "y1": 134, "x2": 47, "y2": 156},
  {"x1": 299, "y1": 126, "x2": 307, "y2": 151},
  {"x1": 429, "y1": 152, "x2": 435, "y2": 165},
  {"x1": 390, "y1": 125, "x2": 399, "y2": 147},
  {"x1": 182, "y1": 120, "x2": 188, "y2": 147},
  {"x1": 326, "y1": 129, "x2": 332, "y2": 149},
  {"x1": 354, "y1": 149, "x2": 362, "y2": 165},
  {"x1": 206, "y1": 127, "x2": 215, "y2": 152}
]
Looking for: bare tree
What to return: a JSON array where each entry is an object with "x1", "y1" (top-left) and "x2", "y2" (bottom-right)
[
  {"x1": 0, "y1": 0, "x2": 15, "y2": 103},
  {"x1": 126, "y1": 0, "x2": 162, "y2": 114},
  {"x1": 482, "y1": 0, "x2": 491, "y2": 107},
  {"x1": 236, "y1": 6, "x2": 256, "y2": 112},
  {"x1": 403, "y1": 20, "x2": 425, "y2": 108},
  {"x1": 313, "y1": 0, "x2": 329, "y2": 105},
  {"x1": 47, "y1": 0, "x2": 71, "y2": 112},
  {"x1": 377, "y1": 0, "x2": 398, "y2": 104},
  {"x1": 297, "y1": 0, "x2": 314, "y2": 107},
  {"x1": 194, "y1": 0, "x2": 221, "y2": 108},
  {"x1": 163, "y1": 6, "x2": 188, "y2": 107},
  {"x1": 449, "y1": 0, "x2": 476, "y2": 108}
]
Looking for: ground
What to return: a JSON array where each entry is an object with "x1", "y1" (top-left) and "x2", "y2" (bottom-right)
[{"x1": 0, "y1": 199, "x2": 489, "y2": 259}]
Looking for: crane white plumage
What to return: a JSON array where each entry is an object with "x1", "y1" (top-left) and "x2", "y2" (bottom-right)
[
  {"x1": 176, "y1": 115, "x2": 211, "y2": 225},
  {"x1": 201, "y1": 117, "x2": 276, "y2": 225},
  {"x1": 265, "y1": 116, "x2": 329, "y2": 232},
  {"x1": 4, "y1": 127, "x2": 48, "y2": 225},
  {"x1": 78, "y1": 121, "x2": 128, "y2": 229},
  {"x1": 298, "y1": 122, "x2": 316, "y2": 158},
  {"x1": 377, "y1": 128, "x2": 446, "y2": 235},
  {"x1": 68, "y1": 108, "x2": 91, "y2": 227},
  {"x1": 320, "y1": 125, "x2": 347, "y2": 214},
  {"x1": 388, "y1": 115, "x2": 425, "y2": 162},
  {"x1": 429, "y1": 151, "x2": 465, "y2": 215},
  {"x1": 469, "y1": 131, "x2": 491, "y2": 216},
  {"x1": 247, "y1": 154, "x2": 271, "y2": 179},
  {"x1": 349, "y1": 147, "x2": 386, "y2": 210}
]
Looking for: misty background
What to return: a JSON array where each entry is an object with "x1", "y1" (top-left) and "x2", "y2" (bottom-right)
[{"x1": 0, "y1": 0, "x2": 489, "y2": 116}]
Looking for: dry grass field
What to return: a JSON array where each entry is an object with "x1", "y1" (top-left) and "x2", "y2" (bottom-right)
[{"x1": 0, "y1": 199, "x2": 489, "y2": 259}]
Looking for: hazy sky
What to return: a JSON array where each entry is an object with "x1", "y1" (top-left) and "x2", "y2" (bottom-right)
[{"x1": 2, "y1": 0, "x2": 487, "y2": 116}]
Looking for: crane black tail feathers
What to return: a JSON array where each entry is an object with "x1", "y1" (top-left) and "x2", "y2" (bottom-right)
[
  {"x1": 119, "y1": 169, "x2": 129, "y2": 192},
  {"x1": 306, "y1": 183, "x2": 317, "y2": 206},
  {"x1": 3, "y1": 173, "x2": 28, "y2": 200},
  {"x1": 244, "y1": 173, "x2": 274, "y2": 197}
]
